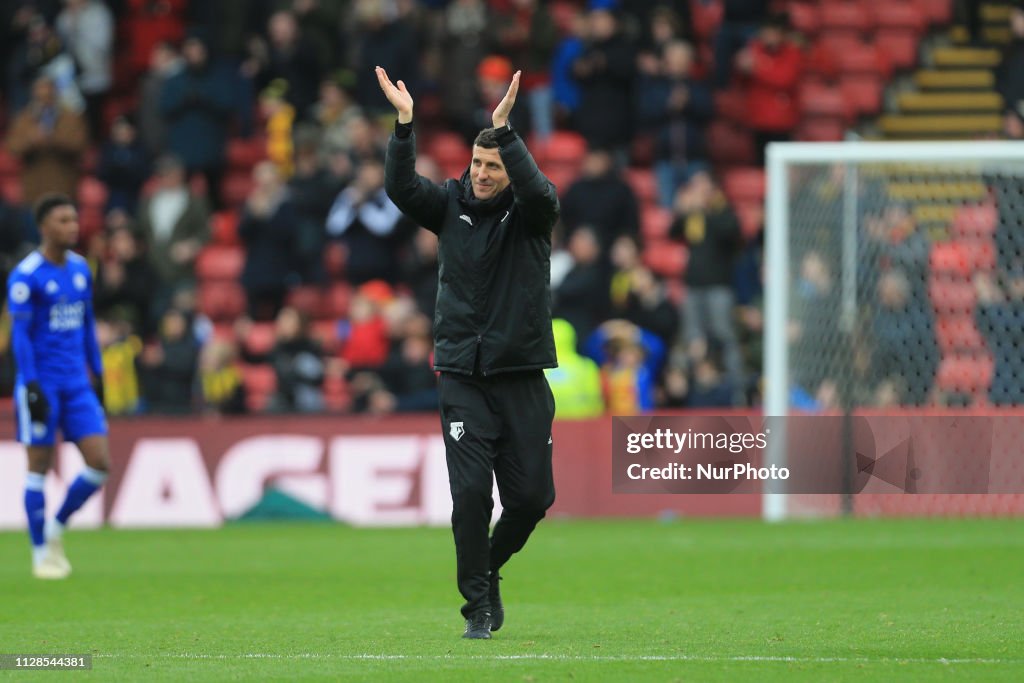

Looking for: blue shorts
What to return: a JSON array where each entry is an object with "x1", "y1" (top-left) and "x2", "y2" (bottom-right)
[{"x1": 14, "y1": 380, "x2": 108, "y2": 446}]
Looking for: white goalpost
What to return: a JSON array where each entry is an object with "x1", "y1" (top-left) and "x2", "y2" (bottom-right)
[{"x1": 762, "y1": 140, "x2": 1024, "y2": 521}]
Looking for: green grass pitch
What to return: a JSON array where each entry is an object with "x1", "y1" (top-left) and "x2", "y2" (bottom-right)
[{"x1": 0, "y1": 518, "x2": 1021, "y2": 682}]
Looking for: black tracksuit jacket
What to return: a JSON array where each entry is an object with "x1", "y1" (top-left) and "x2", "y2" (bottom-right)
[{"x1": 384, "y1": 123, "x2": 559, "y2": 376}]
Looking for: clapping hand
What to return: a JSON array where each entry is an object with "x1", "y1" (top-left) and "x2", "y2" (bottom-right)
[{"x1": 375, "y1": 66, "x2": 413, "y2": 124}]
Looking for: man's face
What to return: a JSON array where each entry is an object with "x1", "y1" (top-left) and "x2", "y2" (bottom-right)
[
  {"x1": 43, "y1": 205, "x2": 79, "y2": 249},
  {"x1": 470, "y1": 146, "x2": 510, "y2": 200}
]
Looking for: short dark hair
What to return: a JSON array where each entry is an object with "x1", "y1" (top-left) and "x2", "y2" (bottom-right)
[
  {"x1": 473, "y1": 128, "x2": 499, "y2": 149},
  {"x1": 34, "y1": 193, "x2": 75, "y2": 226}
]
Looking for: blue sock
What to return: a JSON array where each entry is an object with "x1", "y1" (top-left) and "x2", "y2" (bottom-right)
[
  {"x1": 24, "y1": 472, "x2": 45, "y2": 548},
  {"x1": 55, "y1": 466, "x2": 107, "y2": 526}
]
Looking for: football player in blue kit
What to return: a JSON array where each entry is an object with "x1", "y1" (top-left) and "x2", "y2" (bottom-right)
[{"x1": 8, "y1": 194, "x2": 110, "y2": 579}]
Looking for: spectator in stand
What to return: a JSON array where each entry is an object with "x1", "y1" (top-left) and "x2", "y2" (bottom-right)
[
  {"x1": 735, "y1": 12, "x2": 802, "y2": 164},
  {"x1": 97, "y1": 116, "x2": 150, "y2": 215},
  {"x1": 459, "y1": 55, "x2": 531, "y2": 144},
  {"x1": 553, "y1": 226, "x2": 609, "y2": 350},
  {"x1": 560, "y1": 148, "x2": 640, "y2": 254},
  {"x1": 976, "y1": 269, "x2": 1024, "y2": 406},
  {"x1": 160, "y1": 31, "x2": 234, "y2": 210},
  {"x1": 7, "y1": 12, "x2": 83, "y2": 113},
  {"x1": 199, "y1": 338, "x2": 247, "y2": 415},
  {"x1": 611, "y1": 265, "x2": 679, "y2": 351},
  {"x1": 250, "y1": 10, "x2": 323, "y2": 121},
  {"x1": 259, "y1": 79, "x2": 296, "y2": 177},
  {"x1": 870, "y1": 269, "x2": 938, "y2": 406},
  {"x1": 6, "y1": 75, "x2": 88, "y2": 206},
  {"x1": 123, "y1": 0, "x2": 187, "y2": 77},
  {"x1": 545, "y1": 318, "x2": 605, "y2": 419},
  {"x1": 551, "y1": 4, "x2": 587, "y2": 126},
  {"x1": 686, "y1": 353, "x2": 735, "y2": 408},
  {"x1": 401, "y1": 227, "x2": 440, "y2": 320},
  {"x1": 136, "y1": 154, "x2": 211, "y2": 310},
  {"x1": 266, "y1": 306, "x2": 326, "y2": 413},
  {"x1": 571, "y1": 3, "x2": 636, "y2": 154},
  {"x1": 790, "y1": 249, "x2": 839, "y2": 398},
  {"x1": 55, "y1": 0, "x2": 113, "y2": 141},
  {"x1": 339, "y1": 282, "x2": 392, "y2": 373},
  {"x1": 138, "y1": 41, "x2": 183, "y2": 158},
  {"x1": 95, "y1": 317, "x2": 143, "y2": 416},
  {"x1": 351, "y1": 0, "x2": 419, "y2": 117},
  {"x1": 288, "y1": 125, "x2": 339, "y2": 284},
  {"x1": 490, "y1": 0, "x2": 559, "y2": 141},
  {"x1": 326, "y1": 156, "x2": 409, "y2": 285},
  {"x1": 0, "y1": 194, "x2": 35, "y2": 285},
  {"x1": 591, "y1": 320, "x2": 659, "y2": 415},
  {"x1": 364, "y1": 313, "x2": 439, "y2": 414},
  {"x1": 864, "y1": 202, "x2": 930, "y2": 303},
  {"x1": 636, "y1": 39, "x2": 713, "y2": 207},
  {"x1": 290, "y1": 0, "x2": 342, "y2": 69},
  {"x1": 714, "y1": 0, "x2": 768, "y2": 88},
  {"x1": 439, "y1": 0, "x2": 490, "y2": 136},
  {"x1": 996, "y1": 1, "x2": 1024, "y2": 119},
  {"x1": 238, "y1": 161, "x2": 302, "y2": 321},
  {"x1": 668, "y1": 171, "x2": 743, "y2": 387},
  {"x1": 140, "y1": 307, "x2": 199, "y2": 414},
  {"x1": 311, "y1": 74, "x2": 364, "y2": 159},
  {"x1": 94, "y1": 213, "x2": 160, "y2": 337}
]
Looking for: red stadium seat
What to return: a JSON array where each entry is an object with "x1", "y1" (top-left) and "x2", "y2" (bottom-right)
[
  {"x1": 312, "y1": 320, "x2": 341, "y2": 353},
  {"x1": 873, "y1": 2, "x2": 927, "y2": 32},
  {"x1": 707, "y1": 121, "x2": 756, "y2": 165},
  {"x1": 935, "y1": 354, "x2": 993, "y2": 393},
  {"x1": 242, "y1": 364, "x2": 277, "y2": 412},
  {"x1": 226, "y1": 137, "x2": 267, "y2": 169},
  {"x1": 2, "y1": 177, "x2": 23, "y2": 205},
  {"x1": 800, "y1": 83, "x2": 854, "y2": 122},
  {"x1": 537, "y1": 131, "x2": 587, "y2": 166},
  {"x1": 211, "y1": 210, "x2": 240, "y2": 245},
  {"x1": 626, "y1": 168, "x2": 658, "y2": 205},
  {"x1": 242, "y1": 322, "x2": 276, "y2": 357},
  {"x1": 690, "y1": 0, "x2": 723, "y2": 41},
  {"x1": 935, "y1": 315, "x2": 986, "y2": 354},
  {"x1": 819, "y1": 1, "x2": 874, "y2": 34},
  {"x1": 714, "y1": 89, "x2": 748, "y2": 124},
  {"x1": 797, "y1": 118, "x2": 846, "y2": 141},
  {"x1": 641, "y1": 206, "x2": 673, "y2": 240},
  {"x1": 323, "y1": 373, "x2": 351, "y2": 412},
  {"x1": 788, "y1": 2, "x2": 821, "y2": 36},
  {"x1": 285, "y1": 286, "x2": 323, "y2": 316},
  {"x1": 831, "y1": 41, "x2": 892, "y2": 79},
  {"x1": 324, "y1": 282, "x2": 353, "y2": 319},
  {"x1": 876, "y1": 29, "x2": 920, "y2": 69},
  {"x1": 735, "y1": 201, "x2": 764, "y2": 241},
  {"x1": 77, "y1": 176, "x2": 109, "y2": 209},
  {"x1": 951, "y1": 204, "x2": 998, "y2": 238},
  {"x1": 643, "y1": 240, "x2": 688, "y2": 278},
  {"x1": 0, "y1": 150, "x2": 20, "y2": 177},
  {"x1": 929, "y1": 242, "x2": 973, "y2": 277},
  {"x1": 195, "y1": 246, "x2": 244, "y2": 281},
  {"x1": 197, "y1": 281, "x2": 247, "y2": 320},
  {"x1": 546, "y1": 166, "x2": 579, "y2": 198},
  {"x1": 323, "y1": 242, "x2": 347, "y2": 279},
  {"x1": 840, "y1": 74, "x2": 884, "y2": 116},
  {"x1": 722, "y1": 167, "x2": 766, "y2": 204},
  {"x1": 427, "y1": 132, "x2": 470, "y2": 167},
  {"x1": 928, "y1": 277, "x2": 976, "y2": 314},
  {"x1": 222, "y1": 172, "x2": 253, "y2": 208}
]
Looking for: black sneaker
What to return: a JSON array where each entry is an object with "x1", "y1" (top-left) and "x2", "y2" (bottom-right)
[
  {"x1": 463, "y1": 611, "x2": 492, "y2": 639},
  {"x1": 489, "y1": 571, "x2": 504, "y2": 631}
]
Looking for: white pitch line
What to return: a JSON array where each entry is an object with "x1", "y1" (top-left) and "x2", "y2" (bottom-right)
[{"x1": 89, "y1": 653, "x2": 1023, "y2": 665}]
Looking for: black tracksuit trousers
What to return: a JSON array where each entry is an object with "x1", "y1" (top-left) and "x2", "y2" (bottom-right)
[{"x1": 438, "y1": 370, "x2": 556, "y2": 619}]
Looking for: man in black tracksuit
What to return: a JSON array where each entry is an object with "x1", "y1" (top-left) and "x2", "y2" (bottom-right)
[{"x1": 376, "y1": 66, "x2": 559, "y2": 639}]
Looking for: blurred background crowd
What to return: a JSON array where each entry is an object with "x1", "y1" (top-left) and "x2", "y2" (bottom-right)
[{"x1": 0, "y1": 0, "x2": 1018, "y2": 418}]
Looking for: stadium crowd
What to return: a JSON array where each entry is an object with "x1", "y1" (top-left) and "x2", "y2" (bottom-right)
[{"x1": 0, "y1": 0, "x2": 1019, "y2": 418}]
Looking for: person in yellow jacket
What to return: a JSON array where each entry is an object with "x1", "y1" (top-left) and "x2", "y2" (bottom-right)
[{"x1": 544, "y1": 318, "x2": 605, "y2": 419}]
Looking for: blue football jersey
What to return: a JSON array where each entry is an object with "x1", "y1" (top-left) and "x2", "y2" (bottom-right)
[{"x1": 7, "y1": 250, "x2": 99, "y2": 386}]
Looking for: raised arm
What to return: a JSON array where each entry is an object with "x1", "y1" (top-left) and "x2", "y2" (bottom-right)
[
  {"x1": 493, "y1": 71, "x2": 559, "y2": 236},
  {"x1": 377, "y1": 67, "x2": 447, "y2": 234}
]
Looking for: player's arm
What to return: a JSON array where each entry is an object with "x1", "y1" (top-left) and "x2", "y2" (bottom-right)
[
  {"x1": 492, "y1": 71, "x2": 559, "y2": 237},
  {"x1": 8, "y1": 274, "x2": 48, "y2": 421},
  {"x1": 377, "y1": 67, "x2": 447, "y2": 234}
]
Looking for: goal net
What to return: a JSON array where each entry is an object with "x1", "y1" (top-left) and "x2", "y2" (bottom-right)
[{"x1": 763, "y1": 141, "x2": 1024, "y2": 520}]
